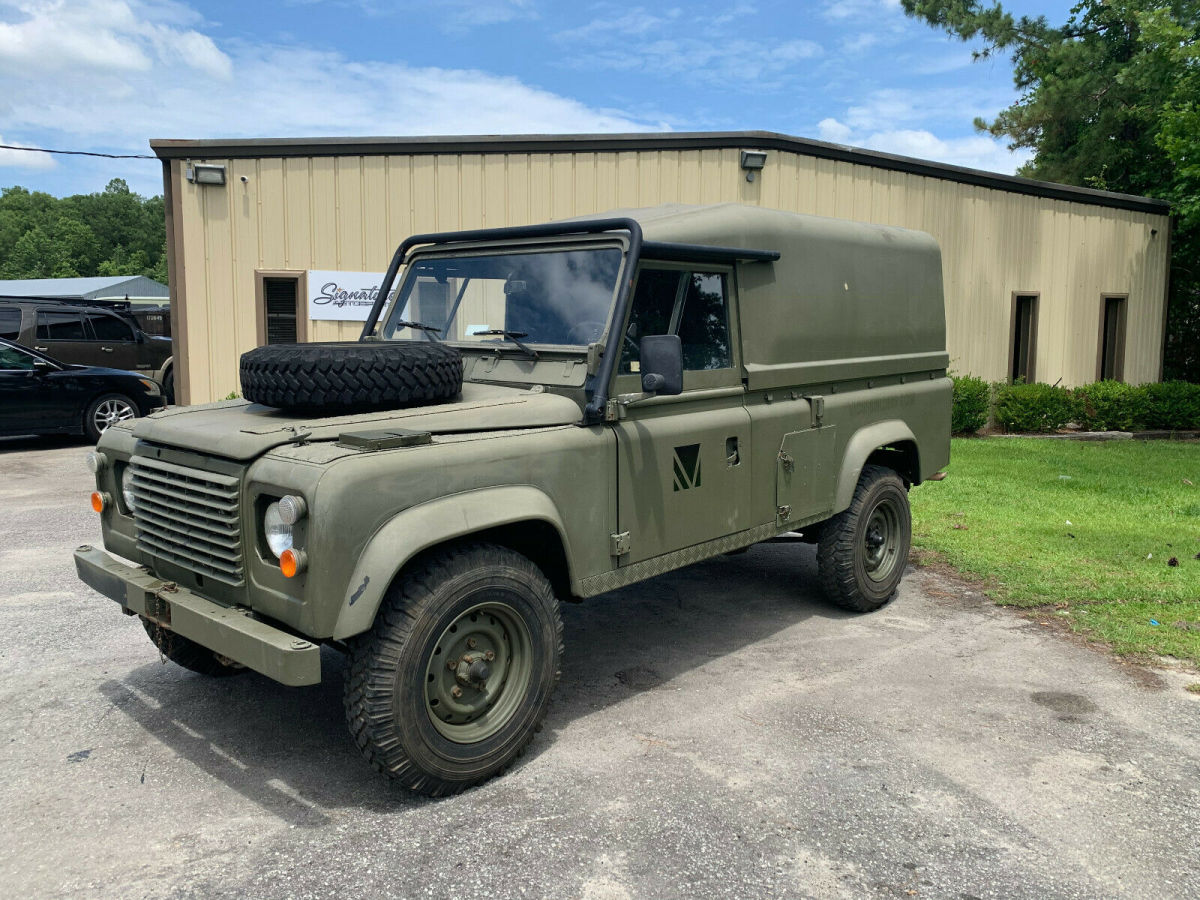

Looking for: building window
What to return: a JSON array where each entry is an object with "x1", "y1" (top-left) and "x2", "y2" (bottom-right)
[
  {"x1": 1098, "y1": 295, "x2": 1127, "y2": 381},
  {"x1": 262, "y1": 277, "x2": 299, "y2": 345},
  {"x1": 1010, "y1": 293, "x2": 1038, "y2": 383}
]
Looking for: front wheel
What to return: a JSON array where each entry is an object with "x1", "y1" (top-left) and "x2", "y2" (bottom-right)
[
  {"x1": 344, "y1": 543, "x2": 563, "y2": 796},
  {"x1": 817, "y1": 465, "x2": 912, "y2": 612}
]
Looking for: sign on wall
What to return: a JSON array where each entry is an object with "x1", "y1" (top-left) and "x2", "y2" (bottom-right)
[{"x1": 307, "y1": 270, "x2": 388, "y2": 322}]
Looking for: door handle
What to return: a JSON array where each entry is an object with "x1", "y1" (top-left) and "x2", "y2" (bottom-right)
[
  {"x1": 100, "y1": 347, "x2": 114, "y2": 352},
  {"x1": 34, "y1": 346, "x2": 47, "y2": 351}
]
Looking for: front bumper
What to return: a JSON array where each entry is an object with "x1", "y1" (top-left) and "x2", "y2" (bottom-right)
[{"x1": 74, "y1": 545, "x2": 321, "y2": 686}]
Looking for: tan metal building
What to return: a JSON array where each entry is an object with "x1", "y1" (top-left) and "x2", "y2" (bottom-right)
[{"x1": 150, "y1": 131, "x2": 1171, "y2": 406}]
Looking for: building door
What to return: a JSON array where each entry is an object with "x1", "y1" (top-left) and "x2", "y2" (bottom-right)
[
  {"x1": 1099, "y1": 295, "x2": 1127, "y2": 381},
  {"x1": 1010, "y1": 294, "x2": 1038, "y2": 383},
  {"x1": 613, "y1": 266, "x2": 753, "y2": 565}
]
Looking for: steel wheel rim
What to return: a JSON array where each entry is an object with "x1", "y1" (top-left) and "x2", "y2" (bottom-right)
[
  {"x1": 93, "y1": 398, "x2": 135, "y2": 434},
  {"x1": 424, "y1": 600, "x2": 533, "y2": 743},
  {"x1": 862, "y1": 498, "x2": 902, "y2": 583}
]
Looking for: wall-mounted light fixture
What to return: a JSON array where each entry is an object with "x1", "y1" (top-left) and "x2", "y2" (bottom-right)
[
  {"x1": 740, "y1": 149, "x2": 767, "y2": 183},
  {"x1": 186, "y1": 163, "x2": 226, "y2": 186}
]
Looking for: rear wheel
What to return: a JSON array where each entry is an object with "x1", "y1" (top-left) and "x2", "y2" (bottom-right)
[
  {"x1": 84, "y1": 393, "x2": 138, "y2": 442},
  {"x1": 141, "y1": 617, "x2": 246, "y2": 677},
  {"x1": 817, "y1": 465, "x2": 911, "y2": 612},
  {"x1": 344, "y1": 543, "x2": 562, "y2": 796}
]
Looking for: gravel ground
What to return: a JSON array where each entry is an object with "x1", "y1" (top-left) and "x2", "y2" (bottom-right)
[{"x1": 1, "y1": 437, "x2": 1198, "y2": 900}]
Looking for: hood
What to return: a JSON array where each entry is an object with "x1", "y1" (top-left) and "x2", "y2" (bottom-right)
[{"x1": 130, "y1": 383, "x2": 582, "y2": 461}]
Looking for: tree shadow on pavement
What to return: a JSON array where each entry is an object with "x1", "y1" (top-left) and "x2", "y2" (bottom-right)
[{"x1": 97, "y1": 541, "x2": 846, "y2": 821}]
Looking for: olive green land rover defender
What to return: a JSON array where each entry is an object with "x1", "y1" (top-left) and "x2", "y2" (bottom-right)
[{"x1": 75, "y1": 204, "x2": 951, "y2": 795}]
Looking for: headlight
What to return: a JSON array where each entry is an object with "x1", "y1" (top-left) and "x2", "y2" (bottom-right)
[
  {"x1": 121, "y1": 469, "x2": 137, "y2": 513},
  {"x1": 138, "y1": 378, "x2": 161, "y2": 396},
  {"x1": 264, "y1": 501, "x2": 293, "y2": 558},
  {"x1": 85, "y1": 451, "x2": 108, "y2": 473}
]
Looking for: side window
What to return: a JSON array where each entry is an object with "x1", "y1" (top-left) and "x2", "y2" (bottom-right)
[
  {"x1": 619, "y1": 267, "x2": 732, "y2": 375},
  {"x1": 677, "y1": 273, "x2": 731, "y2": 371},
  {"x1": 86, "y1": 313, "x2": 135, "y2": 342},
  {"x1": 0, "y1": 307, "x2": 21, "y2": 341},
  {"x1": 37, "y1": 311, "x2": 86, "y2": 341},
  {"x1": 0, "y1": 345, "x2": 35, "y2": 370}
]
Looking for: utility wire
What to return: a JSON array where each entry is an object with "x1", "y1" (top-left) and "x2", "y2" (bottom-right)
[{"x1": 0, "y1": 143, "x2": 156, "y2": 160}]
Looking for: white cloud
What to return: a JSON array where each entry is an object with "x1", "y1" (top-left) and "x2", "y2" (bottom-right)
[
  {"x1": 0, "y1": 135, "x2": 56, "y2": 169},
  {"x1": 0, "y1": 0, "x2": 230, "y2": 77},
  {"x1": 555, "y1": 7, "x2": 822, "y2": 88},
  {"x1": 812, "y1": 118, "x2": 1030, "y2": 174},
  {"x1": 840, "y1": 32, "x2": 880, "y2": 54},
  {"x1": 863, "y1": 129, "x2": 1032, "y2": 173},
  {"x1": 0, "y1": 0, "x2": 663, "y2": 165},
  {"x1": 822, "y1": 0, "x2": 901, "y2": 21},
  {"x1": 816, "y1": 117, "x2": 852, "y2": 143}
]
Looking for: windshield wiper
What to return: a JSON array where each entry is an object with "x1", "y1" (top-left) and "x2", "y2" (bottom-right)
[
  {"x1": 394, "y1": 319, "x2": 442, "y2": 341},
  {"x1": 473, "y1": 330, "x2": 539, "y2": 359}
]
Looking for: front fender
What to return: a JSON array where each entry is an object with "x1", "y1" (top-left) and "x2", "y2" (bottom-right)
[
  {"x1": 154, "y1": 356, "x2": 173, "y2": 385},
  {"x1": 833, "y1": 420, "x2": 918, "y2": 511},
  {"x1": 332, "y1": 485, "x2": 572, "y2": 640}
]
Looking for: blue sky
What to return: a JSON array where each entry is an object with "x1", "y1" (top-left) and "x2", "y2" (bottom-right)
[{"x1": 0, "y1": 0, "x2": 1072, "y2": 198}]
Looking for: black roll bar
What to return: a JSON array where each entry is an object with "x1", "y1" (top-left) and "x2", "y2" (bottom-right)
[{"x1": 359, "y1": 217, "x2": 645, "y2": 426}]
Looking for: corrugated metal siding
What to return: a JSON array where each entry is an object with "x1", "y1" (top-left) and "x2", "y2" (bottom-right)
[{"x1": 173, "y1": 150, "x2": 1170, "y2": 404}]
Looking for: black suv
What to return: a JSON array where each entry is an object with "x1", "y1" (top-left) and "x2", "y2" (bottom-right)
[{"x1": 0, "y1": 298, "x2": 174, "y2": 401}]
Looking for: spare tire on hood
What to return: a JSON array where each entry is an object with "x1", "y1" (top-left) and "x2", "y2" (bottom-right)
[{"x1": 240, "y1": 341, "x2": 463, "y2": 412}]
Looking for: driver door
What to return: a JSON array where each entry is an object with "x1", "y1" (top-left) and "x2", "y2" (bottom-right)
[{"x1": 612, "y1": 265, "x2": 753, "y2": 565}]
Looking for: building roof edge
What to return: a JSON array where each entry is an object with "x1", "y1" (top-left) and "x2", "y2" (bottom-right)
[{"x1": 149, "y1": 131, "x2": 1171, "y2": 216}]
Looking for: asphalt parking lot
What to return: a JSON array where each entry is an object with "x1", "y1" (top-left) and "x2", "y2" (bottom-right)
[{"x1": 2, "y1": 438, "x2": 1199, "y2": 899}]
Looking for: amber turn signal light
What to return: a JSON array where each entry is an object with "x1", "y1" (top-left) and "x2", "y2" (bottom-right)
[
  {"x1": 280, "y1": 548, "x2": 306, "y2": 578},
  {"x1": 90, "y1": 491, "x2": 110, "y2": 513}
]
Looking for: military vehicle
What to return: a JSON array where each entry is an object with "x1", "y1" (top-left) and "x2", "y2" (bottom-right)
[{"x1": 75, "y1": 204, "x2": 951, "y2": 795}]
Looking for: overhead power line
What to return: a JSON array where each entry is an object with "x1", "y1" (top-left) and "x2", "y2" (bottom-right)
[{"x1": 0, "y1": 143, "x2": 156, "y2": 160}]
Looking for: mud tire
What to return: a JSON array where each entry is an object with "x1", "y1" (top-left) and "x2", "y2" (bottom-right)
[
  {"x1": 141, "y1": 617, "x2": 246, "y2": 677},
  {"x1": 817, "y1": 464, "x2": 911, "y2": 613},
  {"x1": 344, "y1": 543, "x2": 562, "y2": 796},
  {"x1": 239, "y1": 341, "x2": 462, "y2": 412}
]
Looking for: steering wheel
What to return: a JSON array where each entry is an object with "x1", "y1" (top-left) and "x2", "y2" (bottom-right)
[{"x1": 566, "y1": 321, "x2": 606, "y2": 344}]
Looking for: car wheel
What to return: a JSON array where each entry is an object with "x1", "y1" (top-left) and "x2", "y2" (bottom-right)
[
  {"x1": 85, "y1": 393, "x2": 139, "y2": 442},
  {"x1": 141, "y1": 617, "x2": 247, "y2": 677},
  {"x1": 817, "y1": 464, "x2": 911, "y2": 612},
  {"x1": 344, "y1": 543, "x2": 562, "y2": 796},
  {"x1": 162, "y1": 367, "x2": 174, "y2": 405}
]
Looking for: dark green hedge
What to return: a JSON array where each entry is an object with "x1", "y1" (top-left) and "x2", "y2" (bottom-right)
[
  {"x1": 994, "y1": 382, "x2": 1082, "y2": 433},
  {"x1": 950, "y1": 376, "x2": 1200, "y2": 434},
  {"x1": 950, "y1": 375, "x2": 990, "y2": 434}
]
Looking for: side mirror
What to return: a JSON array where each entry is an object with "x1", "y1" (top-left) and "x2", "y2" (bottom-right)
[
  {"x1": 639, "y1": 334, "x2": 683, "y2": 396},
  {"x1": 32, "y1": 360, "x2": 54, "y2": 376}
]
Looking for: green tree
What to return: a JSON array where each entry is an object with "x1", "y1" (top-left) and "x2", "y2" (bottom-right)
[
  {"x1": 902, "y1": 0, "x2": 1200, "y2": 380},
  {"x1": 0, "y1": 179, "x2": 168, "y2": 284}
]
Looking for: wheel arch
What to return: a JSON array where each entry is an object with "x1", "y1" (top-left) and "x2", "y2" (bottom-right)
[
  {"x1": 833, "y1": 421, "x2": 920, "y2": 511},
  {"x1": 332, "y1": 486, "x2": 575, "y2": 640},
  {"x1": 154, "y1": 356, "x2": 173, "y2": 385}
]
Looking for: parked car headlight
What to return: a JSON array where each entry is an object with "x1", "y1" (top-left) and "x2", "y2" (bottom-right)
[{"x1": 263, "y1": 501, "x2": 293, "y2": 558}]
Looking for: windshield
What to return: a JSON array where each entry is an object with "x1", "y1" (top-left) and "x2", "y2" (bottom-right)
[{"x1": 376, "y1": 246, "x2": 623, "y2": 347}]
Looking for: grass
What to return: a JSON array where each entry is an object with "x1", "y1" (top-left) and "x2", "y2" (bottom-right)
[{"x1": 909, "y1": 437, "x2": 1200, "y2": 667}]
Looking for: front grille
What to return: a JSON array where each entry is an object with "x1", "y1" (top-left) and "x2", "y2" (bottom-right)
[{"x1": 128, "y1": 456, "x2": 244, "y2": 585}]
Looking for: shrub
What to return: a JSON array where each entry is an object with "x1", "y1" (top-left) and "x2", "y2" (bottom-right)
[
  {"x1": 993, "y1": 382, "x2": 1081, "y2": 433},
  {"x1": 950, "y1": 374, "x2": 990, "y2": 434},
  {"x1": 1073, "y1": 381, "x2": 1148, "y2": 431},
  {"x1": 1141, "y1": 381, "x2": 1200, "y2": 430}
]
